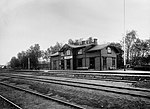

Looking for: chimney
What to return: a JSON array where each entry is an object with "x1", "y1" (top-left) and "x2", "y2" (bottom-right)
[
  {"x1": 79, "y1": 41, "x2": 82, "y2": 45},
  {"x1": 94, "y1": 38, "x2": 98, "y2": 44},
  {"x1": 82, "y1": 41, "x2": 86, "y2": 45},
  {"x1": 86, "y1": 40, "x2": 89, "y2": 44}
]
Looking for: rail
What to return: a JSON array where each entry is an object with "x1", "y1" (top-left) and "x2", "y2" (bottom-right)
[
  {"x1": 1, "y1": 74, "x2": 150, "y2": 100},
  {"x1": 0, "y1": 94, "x2": 23, "y2": 109},
  {"x1": 0, "y1": 82, "x2": 85, "y2": 109}
]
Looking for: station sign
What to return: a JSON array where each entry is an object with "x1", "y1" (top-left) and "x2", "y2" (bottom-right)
[{"x1": 64, "y1": 56, "x2": 72, "y2": 59}]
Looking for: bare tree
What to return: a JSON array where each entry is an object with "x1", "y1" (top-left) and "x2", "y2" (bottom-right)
[{"x1": 125, "y1": 30, "x2": 137, "y2": 64}]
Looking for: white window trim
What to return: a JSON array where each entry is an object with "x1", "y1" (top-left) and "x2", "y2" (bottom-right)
[
  {"x1": 78, "y1": 49, "x2": 83, "y2": 54},
  {"x1": 66, "y1": 50, "x2": 71, "y2": 56},
  {"x1": 107, "y1": 47, "x2": 112, "y2": 54}
]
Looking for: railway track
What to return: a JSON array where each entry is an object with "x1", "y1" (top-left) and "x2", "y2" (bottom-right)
[
  {"x1": 1, "y1": 74, "x2": 150, "y2": 100},
  {"x1": 14, "y1": 69, "x2": 150, "y2": 75},
  {"x1": 0, "y1": 94, "x2": 22, "y2": 109},
  {"x1": 2, "y1": 69, "x2": 150, "y2": 83},
  {"x1": 0, "y1": 82, "x2": 85, "y2": 109},
  {"x1": 15, "y1": 70, "x2": 150, "y2": 82},
  {"x1": 1, "y1": 71, "x2": 150, "y2": 83}
]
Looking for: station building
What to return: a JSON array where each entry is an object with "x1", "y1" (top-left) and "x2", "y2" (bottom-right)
[{"x1": 50, "y1": 39, "x2": 120, "y2": 71}]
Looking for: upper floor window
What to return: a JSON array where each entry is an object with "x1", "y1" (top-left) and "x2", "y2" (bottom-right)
[
  {"x1": 103, "y1": 57, "x2": 107, "y2": 66},
  {"x1": 66, "y1": 50, "x2": 71, "y2": 56},
  {"x1": 112, "y1": 57, "x2": 115, "y2": 67},
  {"x1": 78, "y1": 49, "x2": 83, "y2": 54},
  {"x1": 60, "y1": 52, "x2": 64, "y2": 56},
  {"x1": 107, "y1": 47, "x2": 112, "y2": 54}
]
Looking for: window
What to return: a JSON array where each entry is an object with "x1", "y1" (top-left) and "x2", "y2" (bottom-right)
[
  {"x1": 53, "y1": 60, "x2": 57, "y2": 70},
  {"x1": 60, "y1": 52, "x2": 64, "y2": 56},
  {"x1": 66, "y1": 50, "x2": 71, "y2": 56},
  {"x1": 89, "y1": 57, "x2": 95, "y2": 69},
  {"x1": 60, "y1": 60, "x2": 64, "y2": 69},
  {"x1": 66, "y1": 59, "x2": 71, "y2": 69},
  {"x1": 107, "y1": 47, "x2": 112, "y2": 54},
  {"x1": 112, "y1": 57, "x2": 115, "y2": 67},
  {"x1": 77, "y1": 58, "x2": 82, "y2": 67},
  {"x1": 78, "y1": 49, "x2": 83, "y2": 54},
  {"x1": 103, "y1": 57, "x2": 107, "y2": 69}
]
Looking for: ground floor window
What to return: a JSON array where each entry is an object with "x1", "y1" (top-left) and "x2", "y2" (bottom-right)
[
  {"x1": 61, "y1": 60, "x2": 64, "y2": 69},
  {"x1": 66, "y1": 59, "x2": 71, "y2": 69},
  {"x1": 112, "y1": 57, "x2": 115, "y2": 67},
  {"x1": 77, "y1": 58, "x2": 82, "y2": 67},
  {"x1": 89, "y1": 57, "x2": 95, "y2": 69},
  {"x1": 53, "y1": 60, "x2": 57, "y2": 70},
  {"x1": 103, "y1": 57, "x2": 107, "y2": 69}
]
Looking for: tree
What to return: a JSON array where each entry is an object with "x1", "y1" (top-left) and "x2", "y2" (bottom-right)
[
  {"x1": 140, "y1": 40, "x2": 148, "y2": 57},
  {"x1": 88, "y1": 37, "x2": 93, "y2": 44},
  {"x1": 123, "y1": 30, "x2": 137, "y2": 64},
  {"x1": 27, "y1": 44, "x2": 42, "y2": 69},
  {"x1": 110, "y1": 42, "x2": 122, "y2": 48},
  {"x1": 13, "y1": 44, "x2": 42, "y2": 69},
  {"x1": 68, "y1": 39, "x2": 74, "y2": 45},
  {"x1": 17, "y1": 51, "x2": 27, "y2": 69},
  {"x1": 10, "y1": 57, "x2": 20, "y2": 69},
  {"x1": 132, "y1": 38, "x2": 150, "y2": 65},
  {"x1": 68, "y1": 37, "x2": 95, "y2": 45},
  {"x1": 49, "y1": 42, "x2": 63, "y2": 54},
  {"x1": 41, "y1": 48, "x2": 51, "y2": 61}
]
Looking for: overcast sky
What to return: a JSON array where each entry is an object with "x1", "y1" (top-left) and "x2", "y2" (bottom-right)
[{"x1": 0, "y1": 0, "x2": 150, "y2": 65}]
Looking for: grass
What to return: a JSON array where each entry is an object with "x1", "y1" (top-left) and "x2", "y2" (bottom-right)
[
  {"x1": 29, "y1": 83, "x2": 51, "y2": 94},
  {"x1": 0, "y1": 84, "x2": 71, "y2": 109},
  {"x1": 2, "y1": 78, "x2": 150, "y2": 109},
  {"x1": 0, "y1": 78, "x2": 10, "y2": 82},
  {"x1": 132, "y1": 80, "x2": 150, "y2": 89}
]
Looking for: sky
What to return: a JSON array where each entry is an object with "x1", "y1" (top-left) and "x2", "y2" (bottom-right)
[{"x1": 0, "y1": 0, "x2": 150, "y2": 65}]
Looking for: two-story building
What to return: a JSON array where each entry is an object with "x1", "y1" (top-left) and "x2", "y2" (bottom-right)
[{"x1": 50, "y1": 40, "x2": 120, "y2": 71}]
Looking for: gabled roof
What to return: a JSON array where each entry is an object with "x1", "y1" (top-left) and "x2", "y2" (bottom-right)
[
  {"x1": 87, "y1": 43, "x2": 109, "y2": 52},
  {"x1": 59, "y1": 43, "x2": 96, "y2": 51},
  {"x1": 68, "y1": 43, "x2": 96, "y2": 48},
  {"x1": 50, "y1": 52, "x2": 59, "y2": 57},
  {"x1": 87, "y1": 43, "x2": 120, "y2": 53}
]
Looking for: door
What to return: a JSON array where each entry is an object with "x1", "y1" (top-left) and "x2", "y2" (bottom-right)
[
  {"x1": 77, "y1": 58, "x2": 82, "y2": 67},
  {"x1": 61, "y1": 60, "x2": 64, "y2": 70},
  {"x1": 103, "y1": 57, "x2": 107, "y2": 70},
  {"x1": 53, "y1": 60, "x2": 57, "y2": 70},
  {"x1": 89, "y1": 57, "x2": 95, "y2": 69},
  {"x1": 66, "y1": 59, "x2": 71, "y2": 69}
]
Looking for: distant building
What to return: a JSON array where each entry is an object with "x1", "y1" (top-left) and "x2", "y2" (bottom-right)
[
  {"x1": 38, "y1": 58, "x2": 50, "y2": 70},
  {"x1": 50, "y1": 39, "x2": 120, "y2": 71},
  {"x1": 0, "y1": 65, "x2": 6, "y2": 69}
]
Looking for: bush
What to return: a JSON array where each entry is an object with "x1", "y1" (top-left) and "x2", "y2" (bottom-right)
[{"x1": 133, "y1": 65, "x2": 150, "y2": 71}]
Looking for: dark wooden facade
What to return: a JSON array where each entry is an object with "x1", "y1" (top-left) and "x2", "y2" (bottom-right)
[{"x1": 50, "y1": 43, "x2": 120, "y2": 71}]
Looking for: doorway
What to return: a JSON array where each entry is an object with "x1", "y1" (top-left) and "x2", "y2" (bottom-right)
[
  {"x1": 61, "y1": 60, "x2": 64, "y2": 70},
  {"x1": 89, "y1": 57, "x2": 95, "y2": 69},
  {"x1": 103, "y1": 57, "x2": 107, "y2": 70},
  {"x1": 66, "y1": 59, "x2": 71, "y2": 69}
]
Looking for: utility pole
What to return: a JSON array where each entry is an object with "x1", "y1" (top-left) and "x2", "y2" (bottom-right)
[
  {"x1": 124, "y1": 0, "x2": 126, "y2": 71},
  {"x1": 28, "y1": 57, "x2": 30, "y2": 70}
]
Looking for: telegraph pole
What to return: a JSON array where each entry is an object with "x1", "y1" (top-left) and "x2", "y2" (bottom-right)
[
  {"x1": 123, "y1": 0, "x2": 126, "y2": 71},
  {"x1": 28, "y1": 57, "x2": 30, "y2": 70}
]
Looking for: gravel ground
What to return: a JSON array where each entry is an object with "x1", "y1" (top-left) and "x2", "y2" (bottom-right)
[
  {"x1": 1, "y1": 77, "x2": 150, "y2": 109},
  {"x1": 0, "y1": 84, "x2": 75, "y2": 109}
]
